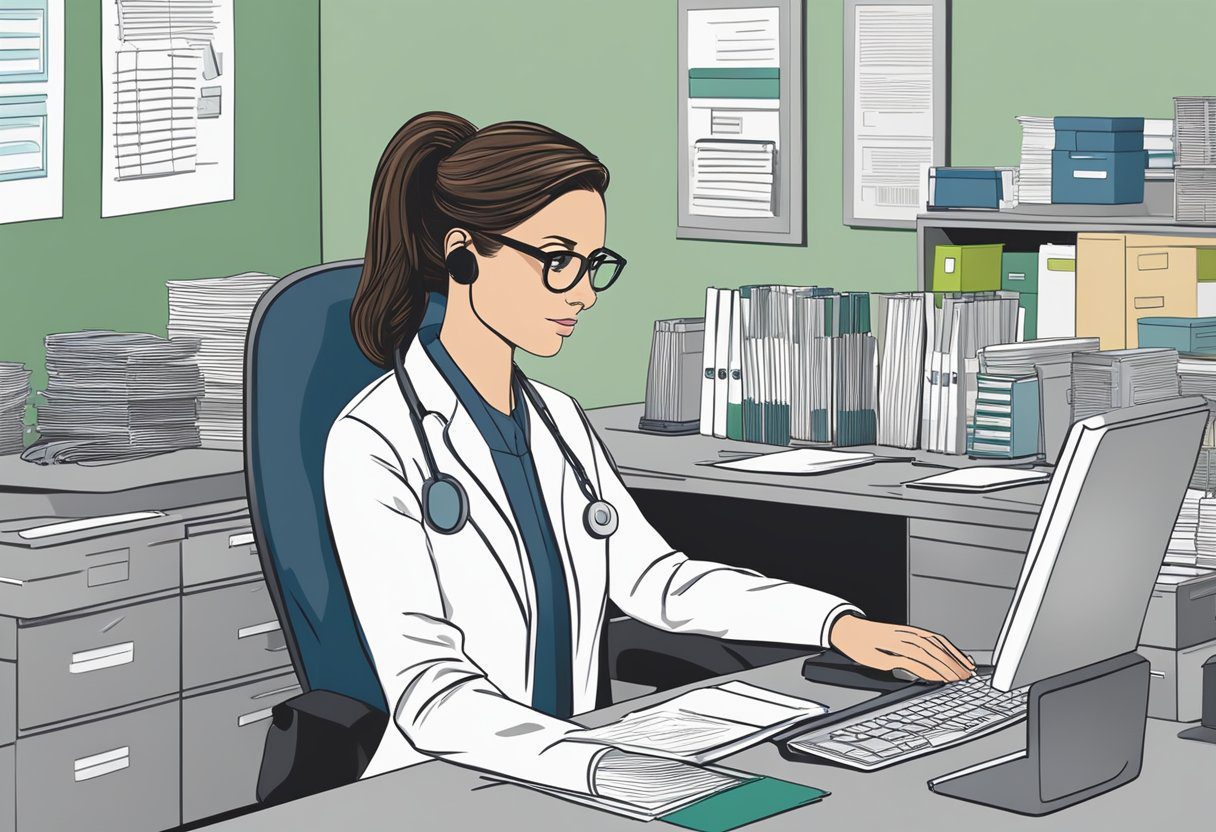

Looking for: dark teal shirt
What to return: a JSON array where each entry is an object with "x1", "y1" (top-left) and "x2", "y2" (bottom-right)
[{"x1": 419, "y1": 322, "x2": 574, "y2": 719}]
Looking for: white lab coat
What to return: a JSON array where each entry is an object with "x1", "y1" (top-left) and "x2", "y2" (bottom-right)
[{"x1": 322, "y1": 331, "x2": 862, "y2": 791}]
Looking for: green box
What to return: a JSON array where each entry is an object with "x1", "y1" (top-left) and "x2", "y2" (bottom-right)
[
  {"x1": 1019, "y1": 292, "x2": 1038, "y2": 340},
  {"x1": 1197, "y1": 247, "x2": 1216, "y2": 283},
  {"x1": 1001, "y1": 251, "x2": 1039, "y2": 294},
  {"x1": 933, "y1": 244, "x2": 1004, "y2": 292}
]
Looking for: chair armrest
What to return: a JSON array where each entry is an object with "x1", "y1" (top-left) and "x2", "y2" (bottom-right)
[{"x1": 256, "y1": 689, "x2": 389, "y2": 805}]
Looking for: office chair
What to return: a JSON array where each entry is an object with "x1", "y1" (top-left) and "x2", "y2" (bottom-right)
[{"x1": 244, "y1": 259, "x2": 409, "y2": 804}]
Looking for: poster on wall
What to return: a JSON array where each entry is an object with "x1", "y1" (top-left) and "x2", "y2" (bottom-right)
[
  {"x1": 0, "y1": 0, "x2": 64, "y2": 225},
  {"x1": 100, "y1": 0, "x2": 235, "y2": 218}
]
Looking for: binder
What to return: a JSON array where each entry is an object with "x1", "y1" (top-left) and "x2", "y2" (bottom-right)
[
  {"x1": 712, "y1": 288, "x2": 731, "y2": 439},
  {"x1": 726, "y1": 289, "x2": 743, "y2": 440},
  {"x1": 698, "y1": 286, "x2": 718, "y2": 436}
]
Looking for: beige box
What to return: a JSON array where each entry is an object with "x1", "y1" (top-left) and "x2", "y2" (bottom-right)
[{"x1": 1076, "y1": 232, "x2": 1128, "y2": 350}]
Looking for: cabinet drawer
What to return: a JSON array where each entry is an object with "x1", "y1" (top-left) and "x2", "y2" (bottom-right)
[
  {"x1": 0, "y1": 743, "x2": 11, "y2": 832},
  {"x1": 908, "y1": 576, "x2": 1014, "y2": 654},
  {"x1": 16, "y1": 700, "x2": 179, "y2": 832},
  {"x1": 0, "y1": 521, "x2": 182, "y2": 620},
  {"x1": 0, "y1": 663, "x2": 11, "y2": 747},
  {"x1": 182, "y1": 516, "x2": 261, "y2": 587},
  {"x1": 182, "y1": 671, "x2": 301, "y2": 824},
  {"x1": 1139, "y1": 639, "x2": 1216, "y2": 722},
  {"x1": 17, "y1": 595, "x2": 180, "y2": 731},
  {"x1": 908, "y1": 519, "x2": 1033, "y2": 553},
  {"x1": 183, "y1": 580, "x2": 289, "y2": 690},
  {"x1": 909, "y1": 538, "x2": 1026, "y2": 589},
  {"x1": 1125, "y1": 246, "x2": 1199, "y2": 347},
  {"x1": 1140, "y1": 573, "x2": 1216, "y2": 649}
]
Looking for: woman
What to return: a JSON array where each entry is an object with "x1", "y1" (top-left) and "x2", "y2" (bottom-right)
[{"x1": 323, "y1": 111, "x2": 973, "y2": 794}]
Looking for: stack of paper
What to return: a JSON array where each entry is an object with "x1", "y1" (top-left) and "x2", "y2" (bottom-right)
[
  {"x1": 1197, "y1": 497, "x2": 1216, "y2": 569},
  {"x1": 980, "y1": 337, "x2": 1101, "y2": 377},
  {"x1": 587, "y1": 753, "x2": 744, "y2": 815},
  {"x1": 166, "y1": 272, "x2": 278, "y2": 450},
  {"x1": 24, "y1": 331, "x2": 202, "y2": 464},
  {"x1": 876, "y1": 293, "x2": 930, "y2": 448},
  {"x1": 1015, "y1": 116, "x2": 1054, "y2": 204},
  {"x1": 1174, "y1": 97, "x2": 1216, "y2": 167},
  {"x1": 740, "y1": 284, "x2": 807, "y2": 445},
  {"x1": 1179, "y1": 355, "x2": 1216, "y2": 398},
  {"x1": 574, "y1": 681, "x2": 827, "y2": 764},
  {"x1": 691, "y1": 139, "x2": 776, "y2": 218},
  {"x1": 1174, "y1": 168, "x2": 1216, "y2": 224},
  {"x1": 922, "y1": 294, "x2": 1021, "y2": 455},
  {"x1": 712, "y1": 447, "x2": 875, "y2": 475},
  {"x1": 1166, "y1": 488, "x2": 1204, "y2": 567},
  {"x1": 643, "y1": 318, "x2": 705, "y2": 428},
  {"x1": 1070, "y1": 348, "x2": 1181, "y2": 423},
  {"x1": 1145, "y1": 118, "x2": 1175, "y2": 177},
  {"x1": 0, "y1": 362, "x2": 30, "y2": 455}
]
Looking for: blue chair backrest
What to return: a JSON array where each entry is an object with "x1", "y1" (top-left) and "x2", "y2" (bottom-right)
[{"x1": 244, "y1": 260, "x2": 445, "y2": 712}]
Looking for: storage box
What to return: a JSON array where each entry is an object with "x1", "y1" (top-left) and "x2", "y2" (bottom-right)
[
  {"x1": 1002, "y1": 251, "x2": 1039, "y2": 339},
  {"x1": 932, "y1": 244, "x2": 1004, "y2": 292},
  {"x1": 1137, "y1": 316, "x2": 1216, "y2": 355},
  {"x1": 1054, "y1": 116, "x2": 1145, "y2": 152},
  {"x1": 1052, "y1": 149, "x2": 1147, "y2": 204},
  {"x1": 929, "y1": 167, "x2": 1003, "y2": 209}
]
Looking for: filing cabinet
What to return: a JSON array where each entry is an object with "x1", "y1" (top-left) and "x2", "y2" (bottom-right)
[
  {"x1": 182, "y1": 578, "x2": 290, "y2": 691},
  {"x1": 907, "y1": 519, "x2": 1030, "y2": 654},
  {"x1": 0, "y1": 491, "x2": 292, "y2": 831},
  {"x1": 1140, "y1": 638, "x2": 1216, "y2": 722},
  {"x1": 181, "y1": 669, "x2": 301, "y2": 824},
  {"x1": 1140, "y1": 569, "x2": 1216, "y2": 649}
]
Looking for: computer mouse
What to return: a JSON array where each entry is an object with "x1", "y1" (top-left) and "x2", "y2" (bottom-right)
[{"x1": 891, "y1": 668, "x2": 919, "y2": 682}]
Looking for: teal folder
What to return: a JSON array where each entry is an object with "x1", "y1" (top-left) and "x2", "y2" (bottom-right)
[{"x1": 660, "y1": 777, "x2": 830, "y2": 832}]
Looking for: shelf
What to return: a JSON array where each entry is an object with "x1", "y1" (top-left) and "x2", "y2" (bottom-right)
[{"x1": 917, "y1": 206, "x2": 1216, "y2": 235}]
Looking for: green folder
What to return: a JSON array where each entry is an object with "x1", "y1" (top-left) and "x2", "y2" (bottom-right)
[{"x1": 660, "y1": 777, "x2": 830, "y2": 832}]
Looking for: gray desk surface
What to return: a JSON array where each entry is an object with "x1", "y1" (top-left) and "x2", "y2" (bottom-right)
[
  {"x1": 587, "y1": 404, "x2": 1047, "y2": 531},
  {"x1": 201, "y1": 657, "x2": 1209, "y2": 831}
]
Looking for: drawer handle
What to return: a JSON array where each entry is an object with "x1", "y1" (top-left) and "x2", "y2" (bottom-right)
[
  {"x1": 229, "y1": 532, "x2": 255, "y2": 548},
  {"x1": 253, "y1": 683, "x2": 302, "y2": 701},
  {"x1": 238, "y1": 620, "x2": 281, "y2": 640},
  {"x1": 1134, "y1": 296, "x2": 1165, "y2": 309},
  {"x1": 19, "y1": 511, "x2": 165, "y2": 540},
  {"x1": 74, "y1": 746, "x2": 129, "y2": 782},
  {"x1": 70, "y1": 642, "x2": 134, "y2": 674},
  {"x1": 238, "y1": 707, "x2": 275, "y2": 728},
  {"x1": 1150, "y1": 670, "x2": 1166, "y2": 679}
]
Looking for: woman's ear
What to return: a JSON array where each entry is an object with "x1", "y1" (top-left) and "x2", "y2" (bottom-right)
[{"x1": 444, "y1": 227, "x2": 473, "y2": 257}]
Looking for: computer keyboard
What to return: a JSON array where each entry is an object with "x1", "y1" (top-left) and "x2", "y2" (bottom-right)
[{"x1": 786, "y1": 673, "x2": 1028, "y2": 770}]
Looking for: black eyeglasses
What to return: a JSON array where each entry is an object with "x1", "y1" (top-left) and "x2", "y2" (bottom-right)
[{"x1": 478, "y1": 231, "x2": 626, "y2": 293}]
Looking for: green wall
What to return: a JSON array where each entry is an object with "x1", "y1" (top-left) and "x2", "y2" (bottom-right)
[
  {"x1": 0, "y1": 1, "x2": 322, "y2": 423},
  {"x1": 321, "y1": 0, "x2": 1216, "y2": 408}
]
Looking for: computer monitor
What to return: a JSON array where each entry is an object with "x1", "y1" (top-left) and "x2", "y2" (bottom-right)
[{"x1": 990, "y1": 396, "x2": 1209, "y2": 692}]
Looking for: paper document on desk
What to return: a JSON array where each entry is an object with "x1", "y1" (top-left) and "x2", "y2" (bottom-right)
[
  {"x1": 904, "y1": 466, "x2": 1050, "y2": 493},
  {"x1": 711, "y1": 447, "x2": 875, "y2": 475},
  {"x1": 572, "y1": 681, "x2": 827, "y2": 764}
]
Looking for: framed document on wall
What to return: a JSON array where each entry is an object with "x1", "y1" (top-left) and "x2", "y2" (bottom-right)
[
  {"x1": 677, "y1": 0, "x2": 805, "y2": 245},
  {"x1": 843, "y1": 0, "x2": 950, "y2": 229}
]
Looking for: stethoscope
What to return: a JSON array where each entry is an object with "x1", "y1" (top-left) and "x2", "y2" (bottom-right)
[{"x1": 392, "y1": 342, "x2": 619, "y2": 540}]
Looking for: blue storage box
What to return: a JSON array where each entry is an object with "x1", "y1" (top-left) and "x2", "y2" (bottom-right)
[
  {"x1": 1054, "y1": 116, "x2": 1145, "y2": 152},
  {"x1": 929, "y1": 167, "x2": 1003, "y2": 209},
  {"x1": 1137, "y1": 317, "x2": 1216, "y2": 355},
  {"x1": 1052, "y1": 149, "x2": 1147, "y2": 204}
]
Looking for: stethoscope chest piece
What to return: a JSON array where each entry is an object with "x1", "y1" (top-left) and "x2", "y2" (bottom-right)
[
  {"x1": 583, "y1": 499, "x2": 618, "y2": 539},
  {"x1": 422, "y1": 473, "x2": 469, "y2": 535}
]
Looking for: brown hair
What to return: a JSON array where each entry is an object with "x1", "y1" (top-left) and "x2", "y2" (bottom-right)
[{"x1": 351, "y1": 111, "x2": 610, "y2": 367}]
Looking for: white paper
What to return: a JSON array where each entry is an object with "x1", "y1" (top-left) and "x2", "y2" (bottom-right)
[
  {"x1": 100, "y1": 0, "x2": 234, "y2": 217},
  {"x1": 906, "y1": 466, "x2": 1051, "y2": 492},
  {"x1": 688, "y1": 7, "x2": 780, "y2": 68},
  {"x1": 851, "y1": 3, "x2": 938, "y2": 223},
  {"x1": 714, "y1": 446, "x2": 875, "y2": 475},
  {"x1": 0, "y1": 0, "x2": 64, "y2": 224}
]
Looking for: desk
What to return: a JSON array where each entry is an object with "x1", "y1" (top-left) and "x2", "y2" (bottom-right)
[
  {"x1": 587, "y1": 404, "x2": 1046, "y2": 662},
  {"x1": 199, "y1": 656, "x2": 1211, "y2": 831}
]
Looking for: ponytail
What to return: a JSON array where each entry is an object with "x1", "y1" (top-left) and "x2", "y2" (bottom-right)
[
  {"x1": 351, "y1": 111, "x2": 610, "y2": 368},
  {"x1": 351, "y1": 111, "x2": 475, "y2": 368}
]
